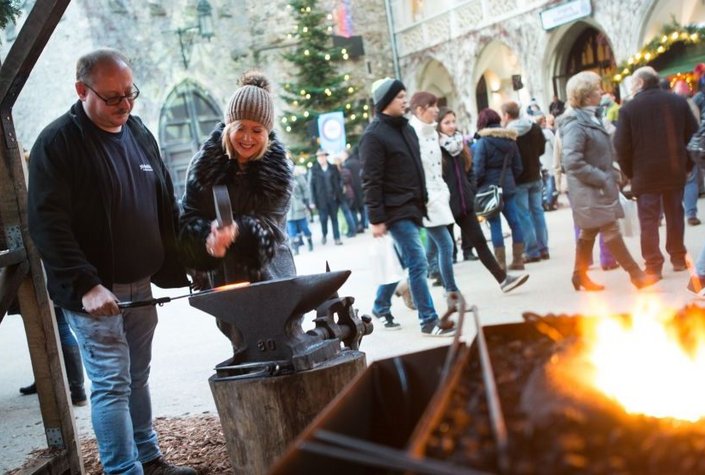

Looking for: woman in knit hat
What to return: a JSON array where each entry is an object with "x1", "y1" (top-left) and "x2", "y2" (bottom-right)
[{"x1": 179, "y1": 71, "x2": 295, "y2": 354}]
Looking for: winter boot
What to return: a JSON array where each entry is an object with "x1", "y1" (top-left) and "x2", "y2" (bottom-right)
[
  {"x1": 509, "y1": 243, "x2": 525, "y2": 270},
  {"x1": 493, "y1": 246, "x2": 506, "y2": 271},
  {"x1": 605, "y1": 237, "x2": 660, "y2": 290},
  {"x1": 63, "y1": 345, "x2": 87, "y2": 406},
  {"x1": 572, "y1": 239, "x2": 604, "y2": 291},
  {"x1": 307, "y1": 237, "x2": 313, "y2": 252}
]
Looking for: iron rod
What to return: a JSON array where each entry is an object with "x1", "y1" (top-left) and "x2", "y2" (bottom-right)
[{"x1": 472, "y1": 307, "x2": 511, "y2": 473}]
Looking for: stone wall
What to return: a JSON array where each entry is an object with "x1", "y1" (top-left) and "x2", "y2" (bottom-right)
[{"x1": 3, "y1": 0, "x2": 393, "y2": 149}]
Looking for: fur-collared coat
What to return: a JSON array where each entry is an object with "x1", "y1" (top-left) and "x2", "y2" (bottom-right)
[
  {"x1": 179, "y1": 123, "x2": 295, "y2": 287},
  {"x1": 472, "y1": 126, "x2": 523, "y2": 196}
]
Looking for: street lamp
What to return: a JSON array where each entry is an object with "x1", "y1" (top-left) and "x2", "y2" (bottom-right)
[{"x1": 176, "y1": 0, "x2": 214, "y2": 69}]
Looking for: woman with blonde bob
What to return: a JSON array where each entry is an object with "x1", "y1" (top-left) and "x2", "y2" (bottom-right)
[
  {"x1": 558, "y1": 71, "x2": 657, "y2": 290},
  {"x1": 180, "y1": 71, "x2": 295, "y2": 353}
]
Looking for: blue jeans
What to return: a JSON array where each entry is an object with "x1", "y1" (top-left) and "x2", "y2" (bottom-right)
[
  {"x1": 514, "y1": 180, "x2": 549, "y2": 258},
  {"x1": 287, "y1": 218, "x2": 312, "y2": 240},
  {"x1": 318, "y1": 204, "x2": 341, "y2": 240},
  {"x1": 696, "y1": 245, "x2": 705, "y2": 277},
  {"x1": 55, "y1": 307, "x2": 79, "y2": 347},
  {"x1": 637, "y1": 189, "x2": 687, "y2": 271},
  {"x1": 388, "y1": 219, "x2": 438, "y2": 326},
  {"x1": 488, "y1": 194, "x2": 523, "y2": 248},
  {"x1": 684, "y1": 166, "x2": 701, "y2": 219},
  {"x1": 426, "y1": 226, "x2": 458, "y2": 292},
  {"x1": 64, "y1": 279, "x2": 160, "y2": 475},
  {"x1": 372, "y1": 282, "x2": 397, "y2": 316},
  {"x1": 340, "y1": 200, "x2": 357, "y2": 237}
]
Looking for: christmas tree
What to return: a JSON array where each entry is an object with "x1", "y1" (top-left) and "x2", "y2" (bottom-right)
[{"x1": 280, "y1": 0, "x2": 369, "y2": 163}]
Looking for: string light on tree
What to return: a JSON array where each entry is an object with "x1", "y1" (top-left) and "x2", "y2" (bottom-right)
[{"x1": 279, "y1": 0, "x2": 368, "y2": 160}]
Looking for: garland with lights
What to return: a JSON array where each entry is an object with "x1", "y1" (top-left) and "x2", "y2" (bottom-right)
[
  {"x1": 613, "y1": 20, "x2": 705, "y2": 84},
  {"x1": 280, "y1": 0, "x2": 368, "y2": 163}
]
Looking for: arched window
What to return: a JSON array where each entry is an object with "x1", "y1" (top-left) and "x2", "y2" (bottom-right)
[
  {"x1": 159, "y1": 81, "x2": 221, "y2": 199},
  {"x1": 565, "y1": 27, "x2": 617, "y2": 97}
]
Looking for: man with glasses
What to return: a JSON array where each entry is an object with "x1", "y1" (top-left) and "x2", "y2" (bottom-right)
[{"x1": 28, "y1": 49, "x2": 193, "y2": 475}]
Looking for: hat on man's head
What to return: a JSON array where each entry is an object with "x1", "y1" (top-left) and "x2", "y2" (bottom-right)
[
  {"x1": 371, "y1": 77, "x2": 405, "y2": 113},
  {"x1": 225, "y1": 71, "x2": 274, "y2": 131}
]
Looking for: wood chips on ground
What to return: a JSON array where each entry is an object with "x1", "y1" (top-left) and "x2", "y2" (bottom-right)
[{"x1": 9, "y1": 413, "x2": 233, "y2": 474}]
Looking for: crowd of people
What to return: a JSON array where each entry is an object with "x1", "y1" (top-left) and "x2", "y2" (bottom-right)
[{"x1": 15, "y1": 44, "x2": 705, "y2": 474}]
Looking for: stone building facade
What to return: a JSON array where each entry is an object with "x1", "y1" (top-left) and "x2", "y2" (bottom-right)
[
  {"x1": 389, "y1": 0, "x2": 705, "y2": 131},
  {"x1": 3, "y1": 0, "x2": 394, "y2": 197}
]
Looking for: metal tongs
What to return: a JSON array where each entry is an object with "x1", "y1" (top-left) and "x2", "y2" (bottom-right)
[{"x1": 473, "y1": 307, "x2": 510, "y2": 474}]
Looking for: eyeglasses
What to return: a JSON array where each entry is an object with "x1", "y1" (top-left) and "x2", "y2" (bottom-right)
[{"x1": 83, "y1": 82, "x2": 140, "y2": 106}]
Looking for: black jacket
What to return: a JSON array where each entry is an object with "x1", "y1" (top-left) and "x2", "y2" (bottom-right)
[
  {"x1": 614, "y1": 86, "x2": 698, "y2": 195},
  {"x1": 473, "y1": 127, "x2": 523, "y2": 196},
  {"x1": 179, "y1": 123, "x2": 295, "y2": 286},
  {"x1": 28, "y1": 101, "x2": 188, "y2": 312},
  {"x1": 514, "y1": 121, "x2": 545, "y2": 184},
  {"x1": 343, "y1": 152, "x2": 364, "y2": 209},
  {"x1": 310, "y1": 161, "x2": 344, "y2": 212},
  {"x1": 441, "y1": 148, "x2": 475, "y2": 219},
  {"x1": 360, "y1": 113, "x2": 428, "y2": 226}
]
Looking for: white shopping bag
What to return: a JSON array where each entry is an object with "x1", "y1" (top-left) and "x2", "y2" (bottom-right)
[
  {"x1": 369, "y1": 235, "x2": 405, "y2": 285},
  {"x1": 619, "y1": 193, "x2": 639, "y2": 238}
]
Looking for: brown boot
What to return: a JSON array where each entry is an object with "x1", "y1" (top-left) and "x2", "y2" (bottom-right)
[
  {"x1": 572, "y1": 239, "x2": 604, "y2": 291},
  {"x1": 494, "y1": 246, "x2": 506, "y2": 271},
  {"x1": 509, "y1": 243, "x2": 525, "y2": 270}
]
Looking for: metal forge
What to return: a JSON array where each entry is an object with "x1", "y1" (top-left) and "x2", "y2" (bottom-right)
[
  {"x1": 190, "y1": 270, "x2": 372, "y2": 475},
  {"x1": 271, "y1": 301, "x2": 705, "y2": 475}
]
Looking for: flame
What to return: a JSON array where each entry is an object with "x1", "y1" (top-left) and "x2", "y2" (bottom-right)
[
  {"x1": 213, "y1": 281, "x2": 250, "y2": 292},
  {"x1": 581, "y1": 297, "x2": 705, "y2": 422}
]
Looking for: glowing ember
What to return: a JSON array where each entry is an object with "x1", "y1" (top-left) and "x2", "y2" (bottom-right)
[
  {"x1": 582, "y1": 298, "x2": 705, "y2": 422},
  {"x1": 214, "y1": 282, "x2": 250, "y2": 292}
]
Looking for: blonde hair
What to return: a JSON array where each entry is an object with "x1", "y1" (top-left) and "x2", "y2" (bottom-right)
[
  {"x1": 566, "y1": 71, "x2": 602, "y2": 108},
  {"x1": 222, "y1": 121, "x2": 270, "y2": 161}
]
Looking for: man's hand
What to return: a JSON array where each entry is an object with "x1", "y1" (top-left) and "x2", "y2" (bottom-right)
[
  {"x1": 82, "y1": 284, "x2": 119, "y2": 317},
  {"x1": 206, "y1": 221, "x2": 238, "y2": 257},
  {"x1": 371, "y1": 222, "x2": 387, "y2": 237}
]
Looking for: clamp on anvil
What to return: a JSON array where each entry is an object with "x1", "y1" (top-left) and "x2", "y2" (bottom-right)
[{"x1": 188, "y1": 270, "x2": 373, "y2": 380}]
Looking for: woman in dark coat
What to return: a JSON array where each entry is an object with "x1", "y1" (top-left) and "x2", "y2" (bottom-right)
[
  {"x1": 472, "y1": 108, "x2": 525, "y2": 271},
  {"x1": 179, "y1": 72, "x2": 295, "y2": 352},
  {"x1": 559, "y1": 70, "x2": 656, "y2": 290},
  {"x1": 438, "y1": 108, "x2": 528, "y2": 293}
]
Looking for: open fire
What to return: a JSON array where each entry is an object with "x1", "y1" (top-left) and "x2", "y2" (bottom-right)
[
  {"x1": 421, "y1": 302, "x2": 705, "y2": 473},
  {"x1": 581, "y1": 298, "x2": 705, "y2": 422}
]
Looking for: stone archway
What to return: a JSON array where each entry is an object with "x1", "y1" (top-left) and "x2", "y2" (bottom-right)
[
  {"x1": 472, "y1": 40, "x2": 528, "y2": 117},
  {"x1": 639, "y1": 0, "x2": 705, "y2": 45},
  {"x1": 416, "y1": 58, "x2": 455, "y2": 108},
  {"x1": 546, "y1": 21, "x2": 617, "y2": 102}
]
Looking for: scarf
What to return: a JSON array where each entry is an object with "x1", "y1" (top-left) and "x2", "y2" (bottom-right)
[{"x1": 439, "y1": 131, "x2": 464, "y2": 157}]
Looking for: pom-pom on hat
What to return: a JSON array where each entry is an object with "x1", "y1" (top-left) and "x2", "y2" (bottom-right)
[
  {"x1": 371, "y1": 77, "x2": 405, "y2": 113},
  {"x1": 225, "y1": 71, "x2": 274, "y2": 131}
]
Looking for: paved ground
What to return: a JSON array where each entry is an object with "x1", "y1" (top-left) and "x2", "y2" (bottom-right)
[{"x1": 2, "y1": 196, "x2": 704, "y2": 473}]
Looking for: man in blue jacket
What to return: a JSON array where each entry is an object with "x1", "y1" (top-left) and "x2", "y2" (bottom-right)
[
  {"x1": 360, "y1": 78, "x2": 453, "y2": 337},
  {"x1": 28, "y1": 49, "x2": 193, "y2": 475}
]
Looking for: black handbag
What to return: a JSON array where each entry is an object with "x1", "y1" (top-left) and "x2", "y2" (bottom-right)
[{"x1": 474, "y1": 151, "x2": 509, "y2": 219}]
